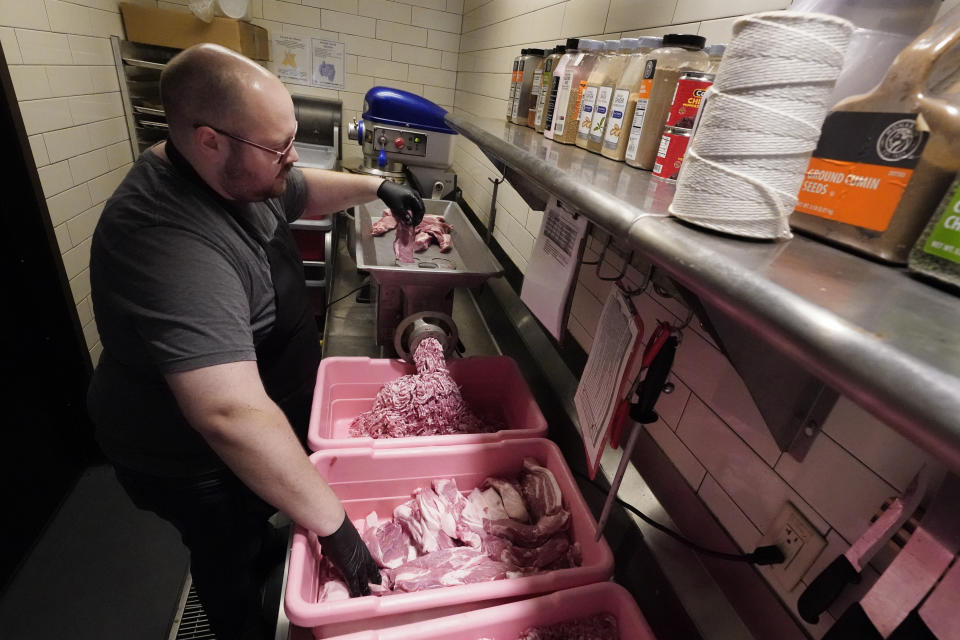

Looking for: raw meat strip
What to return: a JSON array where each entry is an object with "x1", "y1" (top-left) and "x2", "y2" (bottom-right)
[
  {"x1": 394, "y1": 494, "x2": 456, "y2": 555},
  {"x1": 433, "y1": 479, "x2": 483, "y2": 548},
  {"x1": 371, "y1": 209, "x2": 398, "y2": 235},
  {"x1": 520, "y1": 457, "x2": 563, "y2": 521},
  {"x1": 459, "y1": 487, "x2": 508, "y2": 547},
  {"x1": 541, "y1": 541, "x2": 583, "y2": 571},
  {"x1": 349, "y1": 337, "x2": 496, "y2": 439},
  {"x1": 483, "y1": 509, "x2": 570, "y2": 548},
  {"x1": 483, "y1": 477, "x2": 531, "y2": 523},
  {"x1": 386, "y1": 546, "x2": 516, "y2": 593},
  {"x1": 517, "y1": 613, "x2": 620, "y2": 640},
  {"x1": 361, "y1": 515, "x2": 417, "y2": 569},
  {"x1": 393, "y1": 219, "x2": 416, "y2": 263},
  {"x1": 484, "y1": 533, "x2": 570, "y2": 569},
  {"x1": 370, "y1": 209, "x2": 454, "y2": 257}
]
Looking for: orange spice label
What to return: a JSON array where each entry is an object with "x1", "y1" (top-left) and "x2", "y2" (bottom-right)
[{"x1": 794, "y1": 112, "x2": 928, "y2": 232}]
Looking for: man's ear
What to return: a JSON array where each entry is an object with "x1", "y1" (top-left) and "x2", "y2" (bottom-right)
[{"x1": 193, "y1": 125, "x2": 221, "y2": 157}]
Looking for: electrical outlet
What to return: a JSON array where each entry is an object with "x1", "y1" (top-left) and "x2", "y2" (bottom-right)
[{"x1": 760, "y1": 502, "x2": 827, "y2": 590}]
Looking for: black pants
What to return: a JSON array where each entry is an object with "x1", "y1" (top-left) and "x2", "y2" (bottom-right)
[{"x1": 114, "y1": 466, "x2": 286, "y2": 640}]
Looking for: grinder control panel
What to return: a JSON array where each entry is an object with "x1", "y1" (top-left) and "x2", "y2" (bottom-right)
[{"x1": 367, "y1": 127, "x2": 427, "y2": 157}]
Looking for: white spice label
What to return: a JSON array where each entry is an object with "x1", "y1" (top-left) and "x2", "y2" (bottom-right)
[
  {"x1": 603, "y1": 88, "x2": 630, "y2": 148},
  {"x1": 577, "y1": 85, "x2": 599, "y2": 137}
]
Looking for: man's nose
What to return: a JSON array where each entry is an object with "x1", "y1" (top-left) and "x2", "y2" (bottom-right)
[{"x1": 285, "y1": 144, "x2": 299, "y2": 166}]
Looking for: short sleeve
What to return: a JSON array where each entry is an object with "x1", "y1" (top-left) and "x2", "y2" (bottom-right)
[
  {"x1": 282, "y1": 167, "x2": 308, "y2": 222},
  {"x1": 102, "y1": 225, "x2": 258, "y2": 373}
]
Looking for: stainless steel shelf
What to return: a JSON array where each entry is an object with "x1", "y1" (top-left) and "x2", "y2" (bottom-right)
[{"x1": 446, "y1": 114, "x2": 960, "y2": 474}]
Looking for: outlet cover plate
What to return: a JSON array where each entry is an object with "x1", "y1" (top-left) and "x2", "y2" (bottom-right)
[{"x1": 760, "y1": 502, "x2": 827, "y2": 590}]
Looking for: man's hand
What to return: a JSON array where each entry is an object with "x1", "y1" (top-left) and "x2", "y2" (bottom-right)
[
  {"x1": 378, "y1": 180, "x2": 425, "y2": 226},
  {"x1": 319, "y1": 514, "x2": 382, "y2": 597}
]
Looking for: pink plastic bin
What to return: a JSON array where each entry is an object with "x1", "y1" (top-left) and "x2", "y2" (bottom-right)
[
  {"x1": 324, "y1": 582, "x2": 657, "y2": 639},
  {"x1": 284, "y1": 439, "x2": 614, "y2": 637},
  {"x1": 307, "y1": 356, "x2": 548, "y2": 452}
]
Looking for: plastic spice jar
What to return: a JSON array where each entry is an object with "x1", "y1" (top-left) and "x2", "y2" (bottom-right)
[
  {"x1": 600, "y1": 36, "x2": 663, "y2": 161},
  {"x1": 624, "y1": 34, "x2": 708, "y2": 170}
]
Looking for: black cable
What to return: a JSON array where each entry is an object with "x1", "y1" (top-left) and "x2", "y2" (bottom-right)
[
  {"x1": 573, "y1": 469, "x2": 784, "y2": 566},
  {"x1": 328, "y1": 283, "x2": 367, "y2": 307}
]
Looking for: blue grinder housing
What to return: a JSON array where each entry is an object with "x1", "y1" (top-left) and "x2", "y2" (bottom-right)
[{"x1": 361, "y1": 87, "x2": 457, "y2": 135}]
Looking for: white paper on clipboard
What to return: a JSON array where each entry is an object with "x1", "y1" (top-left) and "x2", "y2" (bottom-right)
[
  {"x1": 520, "y1": 197, "x2": 589, "y2": 341},
  {"x1": 574, "y1": 289, "x2": 641, "y2": 478}
]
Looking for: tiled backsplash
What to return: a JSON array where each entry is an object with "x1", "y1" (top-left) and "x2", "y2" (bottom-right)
[{"x1": 452, "y1": 1, "x2": 955, "y2": 637}]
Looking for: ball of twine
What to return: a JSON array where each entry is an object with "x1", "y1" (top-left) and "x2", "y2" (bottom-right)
[{"x1": 669, "y1": 11, "x2": 854, "y2": 239}]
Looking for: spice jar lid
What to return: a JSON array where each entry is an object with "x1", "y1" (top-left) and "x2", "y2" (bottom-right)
[
  {"x1": 527, "y1": 48, "x2": 545, "y2": 56},
  {"x1": 636, "y1": 36, "x2": 663, "y2": 50},
  {"x1": 604, "y1": 39, "x2": 620, "y2": 51},
  {"x1": 553, "y1": 45, "x2": 567, "y2": 54},
  {"x1": 706, "y1": 43, "x2": 726, "y2": 57},
  {"x1": 565, "y1": 38, "x2": 580, "y2": 50},
  {"x1": 662, "y1": 34, "x2": 707, "y2": 49}
]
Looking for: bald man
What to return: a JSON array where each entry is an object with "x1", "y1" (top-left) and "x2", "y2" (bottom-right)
[{"x1": 87, "y1": 44, "x2": 424, "y2": 639}]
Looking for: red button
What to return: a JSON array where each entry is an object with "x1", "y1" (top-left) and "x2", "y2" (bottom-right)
[{"x1": 393, "y1": 137, "x2": 405, "y2": 149}]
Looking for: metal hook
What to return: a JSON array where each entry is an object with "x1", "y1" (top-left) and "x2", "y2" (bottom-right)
[
  {"x1": 617, "y1": 263, "x2": 654, "y2": 297},
  {"x1": 597, "y1": 248, "x2": 630, "y2": 282},
  {"x1": 581, "y1": 235, "x2": 610, "y2": 266},
  {"x1": 671, "y1": 307, "x2": 695, "y2": 335}
]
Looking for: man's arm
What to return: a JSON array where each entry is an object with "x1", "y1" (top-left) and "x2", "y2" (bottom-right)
[
  {"x1": 299, "y1": 169, "x2": 382, "y2": 217},
  {"x1": 166, "y1": 360, "x2": 345, "y2": 536}
]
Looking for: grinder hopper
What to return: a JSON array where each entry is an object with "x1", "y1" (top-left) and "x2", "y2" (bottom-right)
[{"x1": 355, "y1": 199, "x2": 503, "y2": 361}]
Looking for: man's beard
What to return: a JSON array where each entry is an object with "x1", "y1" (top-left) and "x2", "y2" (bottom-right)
[{"x1": 221, "y1": 149, "x2": 289, "y2": 202}]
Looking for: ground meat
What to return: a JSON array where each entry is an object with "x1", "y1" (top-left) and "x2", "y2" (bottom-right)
[
  {"x1": 517, "y1": 613, "x2": 620, "y2": 640},
  {"x1": 349, "y1": 337, "x2": 496, "y2": 439}
]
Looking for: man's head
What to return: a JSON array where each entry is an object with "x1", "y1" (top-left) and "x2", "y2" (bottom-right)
[{"x1": 160, "y1": 44, "x2": 299, "y2": 202}]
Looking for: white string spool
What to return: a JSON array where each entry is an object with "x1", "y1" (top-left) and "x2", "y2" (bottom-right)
[{"x1": 669, "y1": 12, "x2": 854, "y2": 239}]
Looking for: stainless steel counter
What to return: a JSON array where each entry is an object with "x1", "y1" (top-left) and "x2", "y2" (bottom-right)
[{"x1": 445, "y1": 114, "x2": 960, "y2": 475}]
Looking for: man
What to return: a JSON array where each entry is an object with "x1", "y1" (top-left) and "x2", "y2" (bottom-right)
[{"x1": 87, "y1": 44, "x2": 424, "y2": 639}]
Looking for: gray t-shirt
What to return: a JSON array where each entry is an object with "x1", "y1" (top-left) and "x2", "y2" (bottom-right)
[{"x1": 88, "y1": 146, "x2": 308, "y2": 475}]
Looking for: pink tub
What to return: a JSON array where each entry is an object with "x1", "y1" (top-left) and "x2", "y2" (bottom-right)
[
  {"x1": 324, "y1": 582, "x2": 656, "y2": 639},
  {"x1": 284, "y1": 439, "x2": 614, "y2": 637},
  {"x1": 307, "y1": 356, "x2": 548, "y2": 452}
]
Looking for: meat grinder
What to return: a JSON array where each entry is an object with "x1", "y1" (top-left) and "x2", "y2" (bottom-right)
[
  {"x1": 354, "y1": 199, "x2": 503, "y2": 363},
  {"x1": 346, "y1": 86, "x2": 458, "y2": 200}
]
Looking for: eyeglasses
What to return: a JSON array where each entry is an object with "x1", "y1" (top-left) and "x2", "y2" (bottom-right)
[{"x1": 195, "y1": 122, "x2": 298, "y2": 164}]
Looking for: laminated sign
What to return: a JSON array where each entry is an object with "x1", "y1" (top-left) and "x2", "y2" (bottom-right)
[{"x1": 795, "y1": 112, "x2": 930, "y2": 231}]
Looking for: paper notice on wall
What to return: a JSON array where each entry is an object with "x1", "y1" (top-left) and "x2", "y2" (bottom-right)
[
  {"x1": 574, "y1": 289, "x2": 640, "y2": 478},
  {"x1": 273, "y1": 35, "x2": 310, "y2": 86},
  {"x1": 312, "y1": 38, "x2": 345, "y2": 90},
  {"x1": 520, "y1": 197, "x2": 589, "y2": 341}
]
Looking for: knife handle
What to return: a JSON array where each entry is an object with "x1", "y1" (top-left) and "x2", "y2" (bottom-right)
[{"x1": 798, "y1": 555, "x2": 861, "y2": 624}]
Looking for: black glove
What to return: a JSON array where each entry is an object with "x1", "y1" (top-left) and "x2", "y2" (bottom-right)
[
  {"x1": 318, "y1": 514, "x2": 381, "y2": 597},
  {"x1": 378, "y1": 179, "x2": 425, "y2": 227}
]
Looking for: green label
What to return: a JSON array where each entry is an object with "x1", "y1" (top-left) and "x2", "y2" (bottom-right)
[{"x1": 923, "y1": 185, "x2": 960, "y2": 265}]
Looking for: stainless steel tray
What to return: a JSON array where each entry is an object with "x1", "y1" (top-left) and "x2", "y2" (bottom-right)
[{"x1": 355, "y1": 199, "x2": 502, "y2": 288}]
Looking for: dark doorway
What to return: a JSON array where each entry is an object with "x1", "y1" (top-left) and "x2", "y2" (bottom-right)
[{"x1": 0, "y1": 41, "x2": 99, "y2": 587}]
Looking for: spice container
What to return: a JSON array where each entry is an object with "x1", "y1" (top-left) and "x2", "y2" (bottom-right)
[
  {"x1": 511, "y1": 49, "x2": 544, "y2": 125},
  {"x1": 705, "y1": 43, "x2": 725, "y2": 73},
  {"x1": 665, "y1": 71, "x2": 714, "y2": 129},
  {"x1": 534, "y1": 45, "x2": 566, "y2": 131},
  {"x1": 600, "y1": 36, "x2": 663, "y2": 162},
  {"x1": 909, "y1": 172, "x2": 960, "y2": 292},
  {"x1": 624, "y1": 34, "x2": 708, "y2": 170},
  {"x1": 792, "y1": 7, "x2": 960, "y2": 264},
  {"x1": 653, "y1": 126, "x2": 692, "y2": 181},
  {"x1": 549, "y1": 39, "x2": 603, "y2": 144},
  {"x1": 506, "y1": 50, "x2": 525, "y2": 120},
  {"x1": 576, "y1": 40, "x2": 632, "y2": 151},
  {"x1": 543, "y1": 39, "x2": 582, "y2": 138}
]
